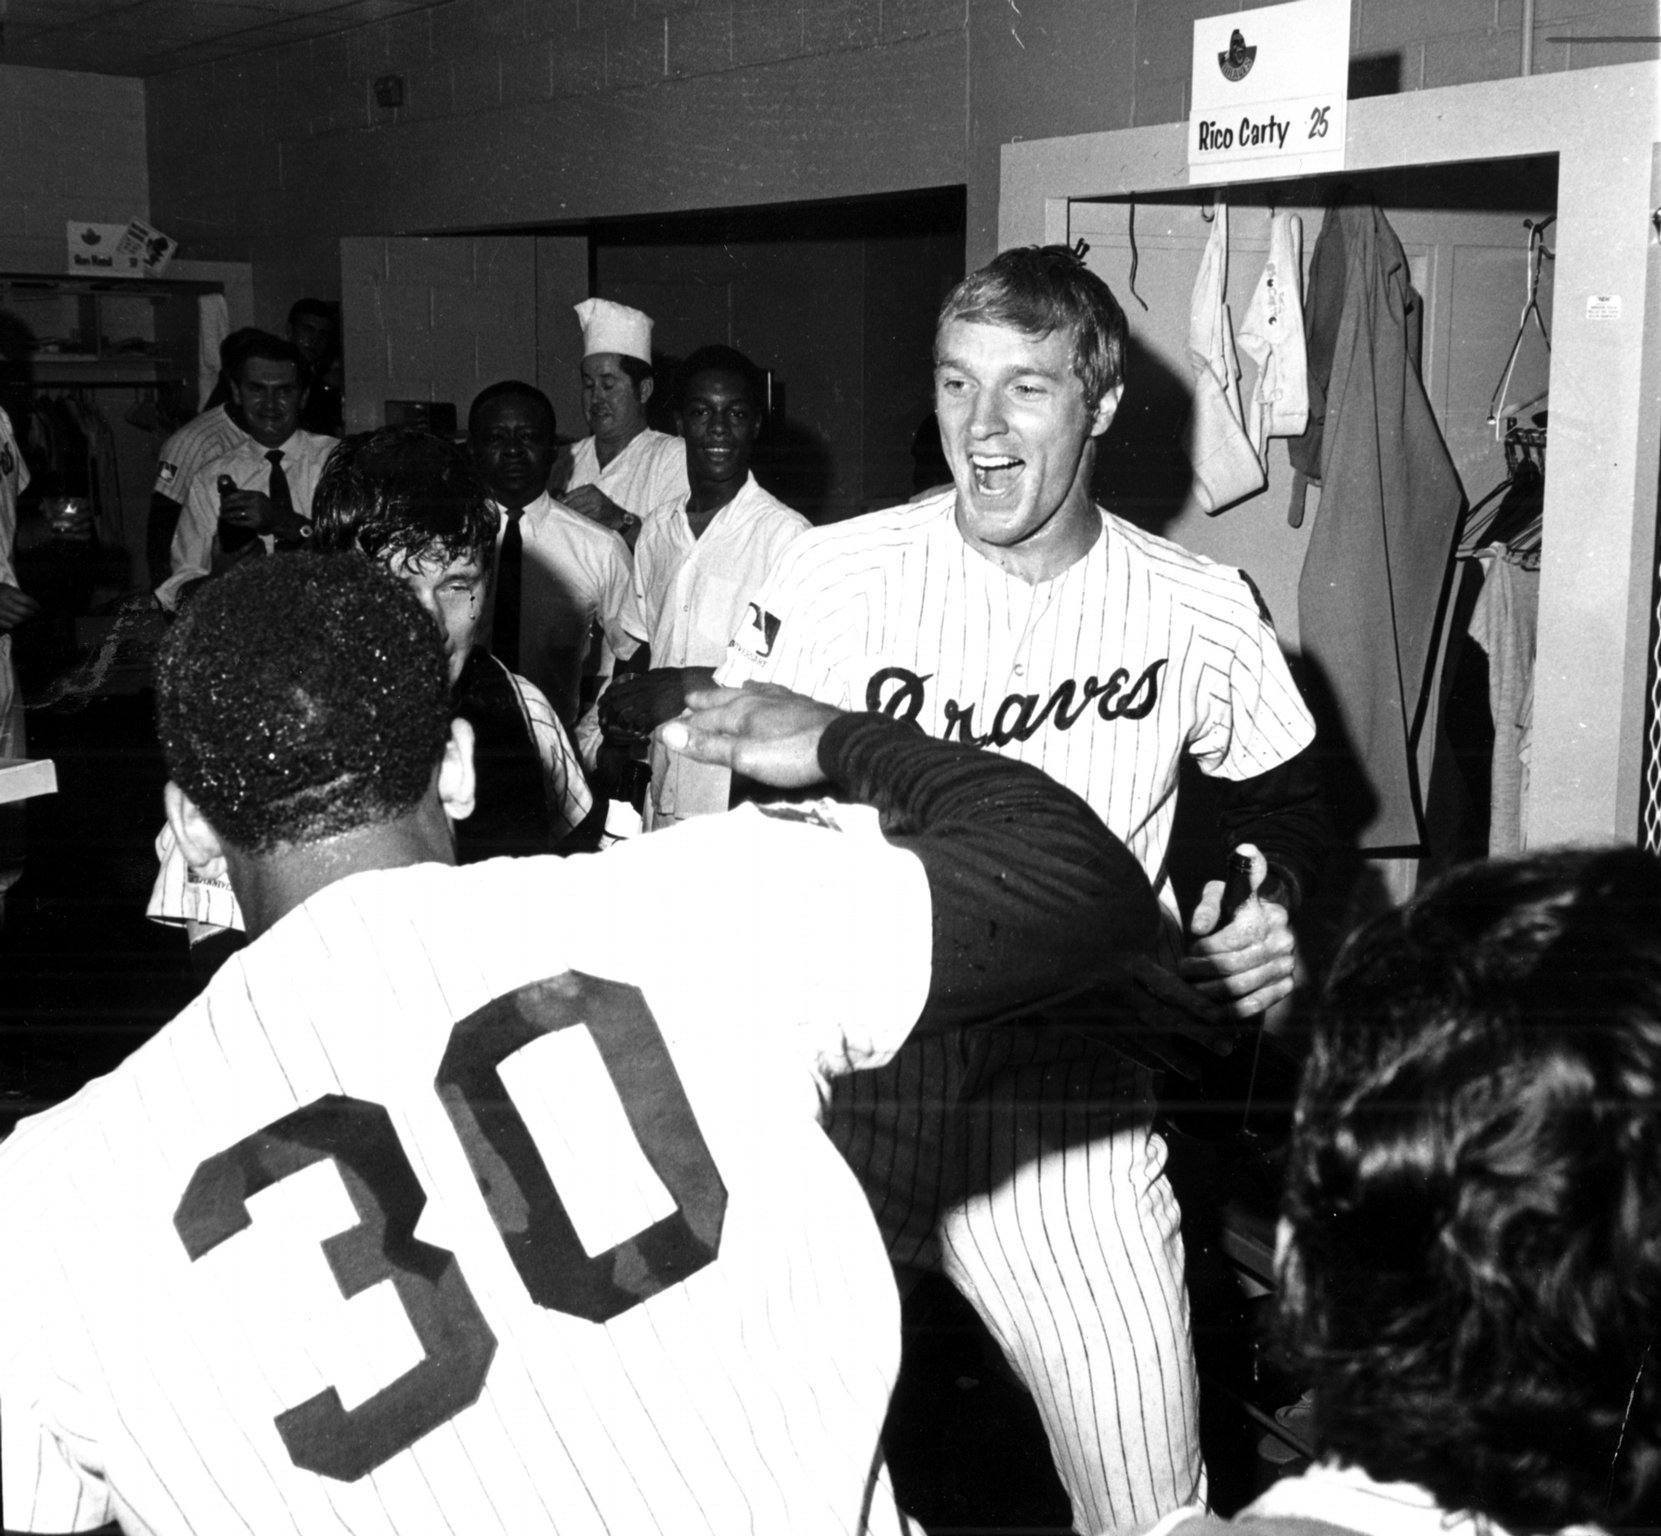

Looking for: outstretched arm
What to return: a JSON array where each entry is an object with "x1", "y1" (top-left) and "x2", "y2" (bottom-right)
[{"x1": 662, "y1": 684, "x2": 1160, "y2": 1033}]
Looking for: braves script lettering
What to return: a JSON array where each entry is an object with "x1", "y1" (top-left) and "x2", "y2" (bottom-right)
[{"x1": 866, "y1": 660, "x2": 1168, "y2": 748}]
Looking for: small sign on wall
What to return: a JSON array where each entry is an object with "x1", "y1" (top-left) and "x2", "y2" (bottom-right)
[
  {"x1": 67, "y1": 221, "x2": 140, "y2": 275},
  {"x1": 66, "y1": 217, "x2": 177, "y2": 277},
  {"x1": 1189, "y1": 0, "x2": 1351, "y2": 185}
]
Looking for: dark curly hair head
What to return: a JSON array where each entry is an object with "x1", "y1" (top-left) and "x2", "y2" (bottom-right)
[
  {"x1": 311, "y1": 427, "x2": 495, "y2": 572},
  {"x1": 936, "y1": 244, "x2": 1127, "y2": 413},
  {"x1": 155, "y1": 553, "x2": 451, "y2": 855},
  {"x1": 1278, "y1": 846, "x2": 1661, "y2": 1528},
  {"x1": 674, "y1": 344, "x2": 766, "y2": 412}
]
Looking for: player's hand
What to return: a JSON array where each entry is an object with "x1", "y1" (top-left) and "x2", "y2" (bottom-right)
[
  {"x1": 0, "y1": 582, "x2": 39, "y2": 631},
  {"x1": 1180, "y1": 843, "x2": 1299, "y2": 1020},
  {"x1": 562, "y1": 485, "x2": 640, "y2": 545},
  {"x1": 45, "y1": 497, "x2": 96, "y2": 542},
  {"x1": 218, "y1": 488, "x2": 278, "y2": 534},
  {"x1": 600, "y1": 669, "x2": 689, "y2": 738},
  {"x1": 658, "y1": 682, "x2": 840, "y2": 788}
]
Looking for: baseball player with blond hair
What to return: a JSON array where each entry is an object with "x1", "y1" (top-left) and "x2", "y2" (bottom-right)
[
  {"x1": 719, "y1": 244, "x2": 1327, "y2": 1535},
  {"x1": 1, "y1": 552, "x2": 1158, "y2": 1535}
]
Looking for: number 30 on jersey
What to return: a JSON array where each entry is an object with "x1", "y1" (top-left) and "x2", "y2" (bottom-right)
[{"x1": 173, "y1": 972, "x2": 727, "y2": 1482}]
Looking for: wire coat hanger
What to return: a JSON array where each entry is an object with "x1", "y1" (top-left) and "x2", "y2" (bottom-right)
[{"x1": 1487, "y1": 217, "x2": 1554, "y2": 438}]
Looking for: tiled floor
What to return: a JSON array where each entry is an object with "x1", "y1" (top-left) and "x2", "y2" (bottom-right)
[{"x1": 1, "y1": 689, "x2": 1294, "y2": 1535}]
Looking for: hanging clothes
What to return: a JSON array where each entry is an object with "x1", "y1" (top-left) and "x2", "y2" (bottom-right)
[
  {"x1": 1184, "y1": 199, "x2": 1266, "y2": 514},
  {"x1": 1287, "y1": 200, "x2": 1464, "y2": 849},
  {"x1": 1467, "y1": 550, "x2": 1539, "y2": 855},
  {"x1": 1236, "y1": 210, "x2": 1309, "y2": 458}
]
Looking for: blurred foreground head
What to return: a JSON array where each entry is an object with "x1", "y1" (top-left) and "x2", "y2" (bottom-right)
[{"x1": 1279, "y1": 846, "x2": 1661, "y2": 1528}]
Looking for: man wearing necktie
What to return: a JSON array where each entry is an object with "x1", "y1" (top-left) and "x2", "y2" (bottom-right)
[
  {"x1": 469, "y1": 380, "x2": 644, "y2": 744},
  {"x1": 156, "y1": 332, "x2": 339, "y2": 610}
]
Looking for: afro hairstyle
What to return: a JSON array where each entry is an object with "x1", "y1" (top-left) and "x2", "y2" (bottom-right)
[{"x1": 155, "y1": 552, "x2": 451, "y2": 855}]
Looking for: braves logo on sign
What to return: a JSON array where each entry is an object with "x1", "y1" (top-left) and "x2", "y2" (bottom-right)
[{"x1": 1218, "y1": 28, "x2": 1256, "y2": 81}]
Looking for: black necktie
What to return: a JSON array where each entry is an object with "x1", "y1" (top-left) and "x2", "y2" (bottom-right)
[
  {"x1": 494, "y1": 508, "x2": 524, "y2": 672},
  {"x1": 266, "y1": 449, "x2": 293, "y2": 522}
]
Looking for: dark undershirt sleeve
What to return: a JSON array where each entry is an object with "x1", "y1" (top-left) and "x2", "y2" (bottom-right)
[
  {"x1": 1212, "y1": 743, "x2": 1329, "y2": 911},
  {"x1": 815, "y1": 714, "x2": 1160, "y2": 1035}
]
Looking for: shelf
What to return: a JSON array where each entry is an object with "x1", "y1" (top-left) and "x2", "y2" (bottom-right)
[
  {"x1": 0, "y1": 272, "x2": 213, "y2": 390},
  {"x1": 0, "y1": 272, "x2": 225, "y2": 297},
  {"x1": 31, "y1": 356, "x2": 185, "y2": 385}
]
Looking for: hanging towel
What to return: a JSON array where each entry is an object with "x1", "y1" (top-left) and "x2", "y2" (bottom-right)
[
  {"x1": 1288, "y1": 201, "x2": 1464, "y2": 849},
  {"x1": 1237, "y1": 210, "x2": 1309, "y2": 458},
  {"x1": 1467, "y1": 549, "x2": 1539, "y2": 856},
  {"x1": 197, "y1": 293, "x2": 231, "y2": 413},
  {"x1": 1185, "y1": 200, "x2": 1266, "y2": 514}
]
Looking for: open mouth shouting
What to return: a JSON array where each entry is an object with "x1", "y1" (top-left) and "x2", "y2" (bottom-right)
[{"x1": 970, "y1": 453, "x2": 1023, "y2": 495}]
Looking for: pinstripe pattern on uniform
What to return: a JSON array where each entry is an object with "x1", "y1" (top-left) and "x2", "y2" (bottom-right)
[
  {"x1": 723, "y1": 491, "x2": 1313, "y2": 934},
  {"x1": 153, "y1": 408, "x2": 247, "y2": 503},
  {"x1": 719, "y1": 491, "x2": 1309, "y2": 1535},
  {"x1": 3, "y1": 813, "x2": 934, "y2": 1535}
]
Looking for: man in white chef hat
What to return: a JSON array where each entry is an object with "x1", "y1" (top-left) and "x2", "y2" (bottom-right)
[{"x1": 558, "y1": 298, "x2": 689, "y2": 549}]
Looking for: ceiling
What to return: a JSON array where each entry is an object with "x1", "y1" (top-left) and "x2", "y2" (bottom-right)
[{"x1": 0, "y1": 0, "x2": 452, "y2": 78}]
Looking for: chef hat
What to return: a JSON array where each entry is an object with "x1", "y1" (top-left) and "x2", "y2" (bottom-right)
[{"x1": 574, "y1": 298, "x2": 653, "y2": 365}]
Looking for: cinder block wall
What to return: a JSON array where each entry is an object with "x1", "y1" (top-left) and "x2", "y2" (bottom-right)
[
  {"x1": 0, "y1": 66, "x2": 148, "y2": 274},
  {"x1": 142, "y1": 0, "x2": 1650, "y2": 312},
  {"x1": 145, "y1": 0, "x2": 971, "y2": 327},
  {"x1": 339, "y1": 232, "x2": 538, "y2": 433}
]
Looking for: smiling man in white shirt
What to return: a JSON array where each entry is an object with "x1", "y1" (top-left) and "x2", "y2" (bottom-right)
[
  {"x1": 598, "y1": 344, "x2": 808, "y2": 827},
  {"x1": 157, "y1": 332, "x2": 338, "y2": 610}
]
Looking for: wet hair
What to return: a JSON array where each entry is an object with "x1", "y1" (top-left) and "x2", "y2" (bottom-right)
[
  {"x1": 1278, "y1": 846, "x2": 1661, "y2": 1528},
  {"x1": 311, "y1": 427, "x2": 495, "y2": 572},
  {"x1": 935, "y1": 244, "x2": 1127, "y2": 411},
  {"x1": 155, "y1": 554, "x2": 451, "y2": 856},
  {"x1": 674, "y1": 344, "x2": 766, "y2": 412},
  {"x1": 234, "y1": 331, "x2": 311, "y2": 393},
  {"x1": 467, "y1": 379, "x2": 556, "y2": 440}
]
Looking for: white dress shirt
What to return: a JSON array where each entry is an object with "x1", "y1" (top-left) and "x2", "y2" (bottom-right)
[
  {"x1": 157, "y1": 429, "x2": 338, "y2": 609},
  {"x1": 487, "y1": 491, "x2": 645, "y2": 730},
  {"x1": 633, "y1": 473, "x2": 809, "y2": 823}
]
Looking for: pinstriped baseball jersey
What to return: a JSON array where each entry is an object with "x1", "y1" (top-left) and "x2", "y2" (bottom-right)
[
  {"x1": 720, "y1": 490, "x2": 1314, "y2": 929},
  {"x1": 152, "y1": 406, "x2": 247, "y2": 504},
  {"x1": 2, "y1": 808, "x2": 930, "y2": 1535}
]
